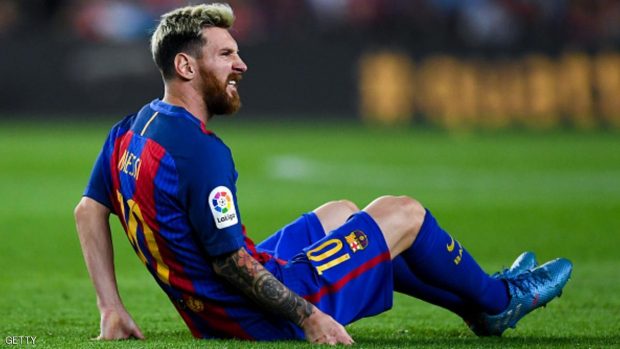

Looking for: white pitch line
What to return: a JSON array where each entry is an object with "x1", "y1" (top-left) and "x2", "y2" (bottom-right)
[{"x1": 267, "y1": 155, "x2": 410, "y2": 189}]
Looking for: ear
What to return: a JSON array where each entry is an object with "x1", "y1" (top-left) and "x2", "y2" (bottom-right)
[{"x1": 173, "y1": 53, "x2": 196, "y2": 80}]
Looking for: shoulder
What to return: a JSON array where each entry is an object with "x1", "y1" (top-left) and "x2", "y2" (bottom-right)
[
  {"x1": 106, "y1": 113, "x2": 136, "y2": 138},
  {"x1": 155, "y1": 115, "x2": 232, "y2": 161},
  {"x1": 114, "y1": 113, "x2": 139, "y2": 131},
  {"x1": 146, "y1": 116, "x2": 235, "y2": 190},
  {"x1": 97, "y1": 113, "x2": 138, "y2": 154}
]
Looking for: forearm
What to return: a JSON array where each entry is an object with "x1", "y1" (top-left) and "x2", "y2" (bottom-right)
[
  {"x1": 212, "y1": 248, "x2": 314, "y2": 327},
  {"x1": 74, "y1": 197, "x2": 122, "y2": 309}
]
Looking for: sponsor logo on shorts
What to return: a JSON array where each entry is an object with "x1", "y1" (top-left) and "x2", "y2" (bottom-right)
[
  {"x1": 345, "y1": 230, "x2": 368, "y2": 252},
  {"x1": 209, "y1": 186, "x2": 238, "y2": 229}
]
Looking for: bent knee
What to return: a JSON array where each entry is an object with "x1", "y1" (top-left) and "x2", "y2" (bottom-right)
[
  {"x1": 313, "y1": 199, "x2": 360, "y2": 233},
  {"x1": 364, "y1": 195, "x2": 426, "y2": 254},
  {"x1": 387, "y1": 195, "x2": 425, "y2": 230},
  {"x1": 371, "y1": 195, "x2": 425, "y2": 229},
  {"x1": 315, "y1": 199, "x2": 359, "y2": 216},
  {"x1": 398, "y1": 196, "x2": 425, "y2": 226},
  {"x1": 372, "y1": 195, "x2": 424, "y2": 216},
  {"x1": 334, "y1": 199, "x2": 359, "y2": 215}
]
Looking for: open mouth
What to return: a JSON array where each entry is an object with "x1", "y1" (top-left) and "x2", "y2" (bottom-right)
[{"x1": 227, "y1": 74, "x2": 242, "y2": 90}]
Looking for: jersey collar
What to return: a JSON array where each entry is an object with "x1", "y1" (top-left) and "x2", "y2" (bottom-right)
[{"x1": 149, "y1": 99, "x2": 212, "y2": 134}]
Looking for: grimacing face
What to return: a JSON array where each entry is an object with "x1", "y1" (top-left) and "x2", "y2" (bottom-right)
[{"x1": 196, "y1": 27, "x2": 247, "y2": 117}]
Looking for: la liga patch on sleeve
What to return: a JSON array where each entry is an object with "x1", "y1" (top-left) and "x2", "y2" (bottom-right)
[{"x1": 209, "y1": 186, "x2": 238, "y2": 229}]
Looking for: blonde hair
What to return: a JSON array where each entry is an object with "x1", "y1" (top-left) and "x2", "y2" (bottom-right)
[{"x1": 150, "y1": 3, "x2": 235, "y2": 79}]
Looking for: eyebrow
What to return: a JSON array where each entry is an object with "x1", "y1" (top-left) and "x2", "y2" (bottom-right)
[{"x1": 219, "y1": 47, "x2": 239, "y2": 54}]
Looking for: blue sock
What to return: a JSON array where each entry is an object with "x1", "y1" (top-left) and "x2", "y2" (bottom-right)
[
  {"x1": 400, "y1": 209, "x2": 509, "y2": 315},
  {"x1": 393, "y1": 257, "x2": 473, "y2": 318}
]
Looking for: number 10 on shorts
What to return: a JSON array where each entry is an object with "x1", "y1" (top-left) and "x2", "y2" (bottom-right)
[{"x1": 306, "y1": 238, "x2": 351, "y2": 275}]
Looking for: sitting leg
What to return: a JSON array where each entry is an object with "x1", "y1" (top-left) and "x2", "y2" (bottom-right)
[
  {"x1": 317, "y1": 198, "x2": 479, "y2": 317},
  {"x1": 314, "y1": 198, "x2": 478, "y2": 317},
  {"x1": 363, "y1": 196, "x2": 510, "y2": 315},
  {"x1": 364, "y1": 195, "x2": 572, "y2": 336},
  {"x1": 294, "y1": 198, "x2": 530, "y2": 321}
]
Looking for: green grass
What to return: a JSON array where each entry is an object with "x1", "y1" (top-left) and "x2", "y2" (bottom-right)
[{"x1": 1, "y1": 120, "x2": 619, "y2": 348}]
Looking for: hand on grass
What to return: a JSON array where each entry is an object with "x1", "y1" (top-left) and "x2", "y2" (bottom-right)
[
  {"x1": 302, "y1": 309, "x2": 354, "y2": 345},
  {"x1": 97, "y1": 306, "x2": 144, "y2": 340}
]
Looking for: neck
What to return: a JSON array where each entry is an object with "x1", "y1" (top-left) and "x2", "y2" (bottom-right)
[{"x1": 162, "y1": 82, "x2": 211, "y2": 124}]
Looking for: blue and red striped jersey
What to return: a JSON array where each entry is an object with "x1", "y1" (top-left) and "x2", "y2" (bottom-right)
[{"x1": 84, "y1": 99, "x2": 290, "y2": 339}]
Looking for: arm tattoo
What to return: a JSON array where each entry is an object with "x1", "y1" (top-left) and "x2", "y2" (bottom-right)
[{"x1": 212, "y1": 248, "x2": 314, "y2": 327}]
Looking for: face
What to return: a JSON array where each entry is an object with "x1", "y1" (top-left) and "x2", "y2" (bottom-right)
[{"x1": 196, "y1": 27, "x2": 248, "y2": 117}]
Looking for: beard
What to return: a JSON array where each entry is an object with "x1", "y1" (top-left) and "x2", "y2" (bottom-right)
[{"x1": 200, "y1": 69, "x2": 242, "y2": 117}]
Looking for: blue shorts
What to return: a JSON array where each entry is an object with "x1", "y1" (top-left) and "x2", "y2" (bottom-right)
[{"x1": 258, "y1": 211, "x2": 394, "y2": 337}]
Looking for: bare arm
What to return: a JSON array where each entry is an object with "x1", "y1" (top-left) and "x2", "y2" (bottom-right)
[
  {"x1": 212, "y1": 247, "x2": 353, "y2": 345},
  {"x1": 74, "y1": 197, "x2": 144, "y2": 340}
]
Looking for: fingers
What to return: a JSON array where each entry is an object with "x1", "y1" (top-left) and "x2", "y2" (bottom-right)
[
  {"x1": 332, "y1": 326, "x2": 354, "y2": 345},
  {"x1": 97, "y1": 326, "x2": 144, "y2": 341},
  {"x1": 328, "y1": 324, "x2": 353, "y2": 345},
  {"x1": 303, "y1": 311, "x2": 355, "y2": 345},
  {"x1": 309, "y1": 324, "x2": 354, "y2": 345},
  {"x1": 97, "y1": 308, "x2": 144, "y2": 341},
  {"x1": 130, "y1": 325, "x2": 145, "y2": 340},
  {"x1": 312, "y1": 333, "x2": 354, "y2": 345}
]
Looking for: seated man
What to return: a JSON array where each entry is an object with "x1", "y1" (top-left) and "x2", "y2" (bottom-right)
[{"x1": 74, "y1": 3, "x2": 572, "y2": 345}]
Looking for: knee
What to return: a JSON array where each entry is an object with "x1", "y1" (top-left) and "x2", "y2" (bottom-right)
[
  {"x1": 317, "y1": 199, "x2": 359, "y2": 216},
  {"x1": 313, "y1": 199, "x2": 360, "y2": 233},
  {"x1": 364, "y1": 195, "x2": 426, "y2": 254},
  {"x1": 333, "y1": 199, "x2": 359, "y2": 215},
  {"x1": 374, "y1": 195, "x2": 425, "y2": 235},
  {"x1": 374, "y1": 195, "x2": 424, "y2": 215},
  {"x1": 396, "y1": 196, "x2": 425, "y2": 231}
]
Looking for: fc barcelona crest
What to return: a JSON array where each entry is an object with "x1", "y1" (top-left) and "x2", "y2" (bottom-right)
[{"x1": 345, "y1": 230, "x2": 368, "y2": 252}]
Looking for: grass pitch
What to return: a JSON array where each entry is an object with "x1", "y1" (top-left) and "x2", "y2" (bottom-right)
[{"x1": 0, "y1": 120, "x2": 619, "y2": 348}]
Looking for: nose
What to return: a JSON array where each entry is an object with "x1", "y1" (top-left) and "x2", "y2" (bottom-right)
[{"x1": 233, "y1": 55, "x2": 247, "y2": 73}]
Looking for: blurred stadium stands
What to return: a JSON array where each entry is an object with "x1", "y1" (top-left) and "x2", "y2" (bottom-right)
[{"x1": 1, "y1": 0, "x2": 619, "y2": 128}]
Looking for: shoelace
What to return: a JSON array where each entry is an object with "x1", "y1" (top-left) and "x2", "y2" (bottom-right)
[
  {"x1": 491, "y1": 268, "x2": 510, "y2": 278},
  {"x1": 510, "y1": 269, "x2": 552, "y2": 297},
  {"x1": 491, "y1": 259, "x2": 534, "y2": 279}
]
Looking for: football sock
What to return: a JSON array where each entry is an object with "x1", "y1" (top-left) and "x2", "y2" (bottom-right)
[
  {"x1": 393, "y1": 256, "x2": 472, "y2": 318},
  {"x1": 400, "y1": 209, "x2": 509, "y2": 315}
]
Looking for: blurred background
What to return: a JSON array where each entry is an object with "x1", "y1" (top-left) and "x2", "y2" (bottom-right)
[
  {"x1": 1, "y1": 0, "x2": 620, "y2": 129},
  {"x1": 1, "y1": 2, "x2": 620, "y2": 346}
]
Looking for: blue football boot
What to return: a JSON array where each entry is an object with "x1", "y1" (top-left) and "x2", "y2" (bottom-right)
[
  {"x1": 467, "y1": 251, "x2": 538, "y2": 336},
  {"x1": 492, "y1": 251, "x2": 538, "y2": 279},
  {"x1": 469, "y1": 258, "x2": 573, "y2": 337}
]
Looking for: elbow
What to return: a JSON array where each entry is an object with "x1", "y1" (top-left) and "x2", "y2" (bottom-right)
[
  {"x1": 74, "y1": 199, "x2": 91, "y2": 242},
  {"x1": 74, "y1": 199, "x2": 90, "y2": 225},
  {"x1": 211, "y1": 248, "x2": 243, "y2": 276},
  {"x1": 211, "y1": 263, "x2": 223, "y2": 277},
  {"x1": 74, "y1": 197, "x2": 109, "y2": 229},
  {"x1": 211, "y1": 255, "x2": 228, "y2": 276}
]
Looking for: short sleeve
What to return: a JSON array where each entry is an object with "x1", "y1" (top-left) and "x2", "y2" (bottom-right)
[
  {"x1": 177, "y1": 139, "x2": 244, "y2": 257},
  {"x1": 83, "y1": 132, "x2": 115, "y2": 211}
]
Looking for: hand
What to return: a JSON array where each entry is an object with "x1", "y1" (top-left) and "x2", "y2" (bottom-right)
[
  {"x1": 97, "y1": 306, "x2": 145, "y2": 340},
  {"x1": 302, "y1": 309, "x2": 354, "y2": 345}
]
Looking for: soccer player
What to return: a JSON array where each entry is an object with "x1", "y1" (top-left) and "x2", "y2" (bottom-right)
[{"x1": 74, "y1": 3, "x2": 572, "y2": 345}]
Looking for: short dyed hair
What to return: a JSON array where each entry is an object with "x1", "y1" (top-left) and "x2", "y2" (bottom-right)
[{"x1": 151, "y1": 3, "x2": 235, "y2": 79}]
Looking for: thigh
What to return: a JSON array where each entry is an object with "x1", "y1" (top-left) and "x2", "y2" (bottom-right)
[
  {"x1": 280, "y1": 211, "x2": 394, "y2": 325},
  {"x1": 257, "y1": 213, "x2": 326, "y2": 261}
]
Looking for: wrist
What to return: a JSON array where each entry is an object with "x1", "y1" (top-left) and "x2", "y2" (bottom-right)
[
  {"x1": 299, "y1": 306, "x2": 319, "y2": 328},
  {"x1": 97, "y1": 298, "x2": 123, "y2": 312}
]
